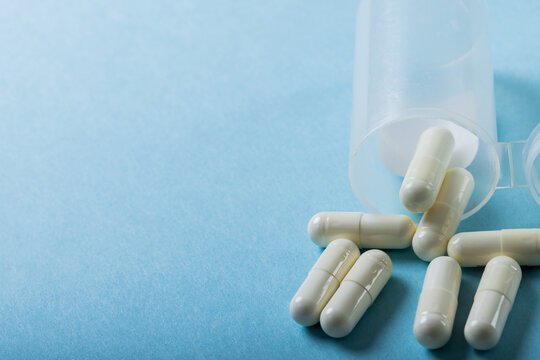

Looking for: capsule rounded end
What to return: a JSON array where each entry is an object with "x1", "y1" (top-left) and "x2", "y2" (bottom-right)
[
  {"x1": 429, "y1": 256, "x2": 462, "y2": 279},
  {"x1": 412, "y1": 228, "x2": 448, "y2": 262},
  {"x1": 400, "y1": 179, "x2": 437, "y2": 213},
  {"x1": 320, "y1": 307, "x2": 354, "y2": 338},
  {"x1": 464, "y1": 320, "x2": 500, "y2": 350},
  {"x1": 489, "y1": 256, "x2": 521, "y2": 274},
  {"x1": 307, "y1": 212, "x2": 328, "y2": 247},
  {"x1": 289, "y1": 295, "x2": 320, "y2": 327},
  {"x1": 364, "y1": 249, "x2": 393, "y2": 270},
  {"x1": 447, "y1": 233, "x2": 466, "y2": 264},
  {"x1": 396, "y1": 215, "x2": 417, "y2": 247},
  {"x1": 426, "y1": 126, "x2": 455, "y2": 142},
  {"x1": 413, "y1": 313, "x2": 452, "y2": 349},
  {"x1": 327, "y1": 238, "x2": 359, "y2": 255},
  {"x1": 448, "y1": 167, "x2": 475, "y2": 186}
]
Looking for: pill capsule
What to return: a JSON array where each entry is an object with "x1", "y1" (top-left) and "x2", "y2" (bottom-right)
[
  {"x1": 320, "y1": 249, "x2": 392, "y2": 338},
  {"x1": 412, "y1": 168, "x2": 474, "y2": 261},
  {"x1": 400, "y1": 127, "x2": 455, "y2": 213},
  {"x1": 448, "y1": 229, "x2": 540, "y2": 266},
  {"x1": 464, "y1": 256, "x2": 521, "y2": 350},
  {"x1": 308, "y1": 212, "x2": 416, "y2": 248},
  {"x1": 290, "y1": 239, "x2": 360, "y2": 326},
  {"x1": 413, "y1": 256, "x2": 461, "y2": 349}
]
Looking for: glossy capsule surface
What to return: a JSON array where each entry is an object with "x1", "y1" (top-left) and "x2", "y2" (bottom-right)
[
  {"x1": 400, "y1": 127, "x2": 455, "y2": 213},
  {"x1": 412, "y1": 168, "x2": 474, "y2": 261},
  {"x1": 414, "y1": 256, "x2": 461, "y2": 349},
  {"x1": 448, "y1": 229, "x2": 540, "y2": 266},
  {"x1": 308, "y1": 212, "x2": 416, "y2": 248},
  {"x1": 320, "y1": 250, "x2": 392, "y2": 338},
  {"x1": 290, "y1": 239, "x2": 360, "y2": 326},
  {"x1": 464, "y1": 256, "x2": 521, "y2": 350}
]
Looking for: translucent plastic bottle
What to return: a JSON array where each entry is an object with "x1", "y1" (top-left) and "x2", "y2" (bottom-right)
[{"x1": 349, "y1": 0, "x2": 540, "y2": 218}]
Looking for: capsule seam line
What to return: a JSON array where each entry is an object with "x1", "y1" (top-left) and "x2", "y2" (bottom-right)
[
  {"x1": 418, "y1": 311, "x2": 450, "y2": 321},
  {"x1": 342, "y1": 279, "x2": 374, "y2": 304},
  {"x1": 333, "y1": 243, "x2": 360, "y2": 256},
  {"x1": 313, "y1": 267, "x2": 339, "y2": 283},
  {"x1": 417, "y1": 155, "x2": 444, "y2": 165},
  {"x1": 418, "y1": 227, "x2": 445, "y2": 238},
  {"x1": 435, "y1": 201, "x2": 459, "y2": 211},
  {"x1": 406, "y1": 156, "x2": 444, "y2": 177},
  {"x1": 476, "y1": 289, "x2": 514, "y2": 306},
  {"x1": 422, "y1": 287, "x2": 457, "y2": 299}
]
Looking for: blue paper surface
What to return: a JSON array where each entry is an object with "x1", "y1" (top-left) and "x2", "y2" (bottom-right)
[{"x1": 0, "y1": 0, "x2": 539, "y2": 358}]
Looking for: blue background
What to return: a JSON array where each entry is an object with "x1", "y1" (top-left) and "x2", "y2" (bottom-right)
[{"x1": 0, "y1": 0, "x2": 539, "y2": 358}]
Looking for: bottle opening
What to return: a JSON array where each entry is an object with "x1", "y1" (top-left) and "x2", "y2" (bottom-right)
[{"x1": 349, "y1": 109, "x2": 500, "y2": 220}]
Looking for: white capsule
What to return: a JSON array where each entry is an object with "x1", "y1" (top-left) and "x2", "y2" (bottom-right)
[
  {"x1": 320, "y1": 249, "x2": 392, "y2": 338},
  {"x1": 413, "y1": 256, "x2": 461, "y2": 349},
  {"x1": 412, "y1": 168, "x2": 474, "y2": 261},
  {"x1": 448, "y1": 229, "x2": 540, "y2": 266},
  {"x1": 400, "y1": 127, "x2": 455, "y2": 213},
  {"x1": 464, "y1": 256, "x2": 521, "y2": 350},
  {"x1": 308, "y1": 212, "x2": 416, "y2": 248},
  {"x1": 290, "y1": 239, "x2": 360, "y2": 326}
]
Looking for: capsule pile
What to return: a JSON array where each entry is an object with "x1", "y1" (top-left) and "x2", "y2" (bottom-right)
[{"x1": 290, "y1": 126, "x2": 535, "y2": 350}]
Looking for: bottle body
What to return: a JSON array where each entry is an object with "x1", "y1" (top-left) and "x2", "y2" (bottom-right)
[{"x1": 349, "y1": 0, "x2": 499, "y2": 218}]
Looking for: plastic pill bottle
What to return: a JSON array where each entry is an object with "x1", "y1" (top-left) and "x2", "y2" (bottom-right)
[{"x1": 349, "y1": 0, "x2": 540, "y2": 218}]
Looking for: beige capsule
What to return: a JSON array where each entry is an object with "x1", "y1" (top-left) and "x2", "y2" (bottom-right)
[
  {"x1": 308, "y1": 212, "x2": 416, "y2": 249},
  {"x1": 290, "y1": 239, "x2": 360, "y2": 326},
  {"x1": 320, "y1": 249, "x2": 392, "y2": 337}
]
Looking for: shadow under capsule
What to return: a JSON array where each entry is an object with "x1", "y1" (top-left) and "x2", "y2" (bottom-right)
[
  {"x1": 472, "y1": 266, "x2": 538, "y2": 359},
  {"x1": 428, "y1": 265, "x2": 538, "y2": 359},
  {"x1": 328, "y1": 276, "x2": 408, "y2": 352},
  {"x1": 427, "y1": 268, "x2": 481, "y2": 360},
  {"x1": 303, "y1": 276, "x2": 409, "y2": 351}
]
